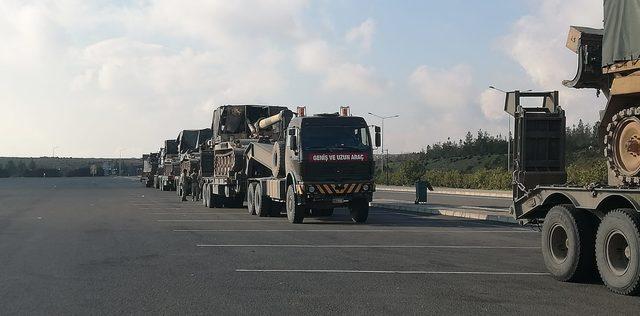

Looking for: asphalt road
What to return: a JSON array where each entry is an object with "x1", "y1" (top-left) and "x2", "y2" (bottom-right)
[
  {"x1": 1, "y1": 177, "x2": 639, "y2": 314},
  {"x1": 374, "y1": 190, "x2": 512, "y2": 210}
]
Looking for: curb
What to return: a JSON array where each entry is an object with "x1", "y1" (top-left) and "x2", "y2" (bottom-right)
[
  {"x1": 376, "y1": 186, "x2": 512, "y2": 198},
  {"x1": 371, "y1": 202, "x2": 517, "y2": 224}
]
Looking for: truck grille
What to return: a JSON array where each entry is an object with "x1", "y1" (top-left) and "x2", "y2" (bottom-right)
[{"x1": 303, "y1": 162, "x2": 372, "y2": 182}]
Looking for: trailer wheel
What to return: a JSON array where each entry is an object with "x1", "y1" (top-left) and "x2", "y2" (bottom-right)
[
  {"x1": 202, "y1": 184, "x2": 209, "y2": 207},
  {"x1": 271, "y1": 142, "x2": 285, "y2": 177},
  {"x1": 255, "y1": 183, "x2": 272, "y2": 217},
  {"x1": 286, "y1": 185, "x2": 304, "y2": 224},
  {"x1": 247, "y1": 183, "x2": 257, "y2": 215},
  {"x1": 349, "y1": 198, "x2": 369, "y2": 223},
  {"x1": 596, "y1": 209, "x2": 640, "y2": 295},
  {"x1": 541, "y1": 204, "x2": 597, "y2": 282}
]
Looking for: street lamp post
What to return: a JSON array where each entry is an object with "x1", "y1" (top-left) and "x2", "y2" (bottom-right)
[
  {"x1": 368, "y1": 112, "x2": 399, "y2": 184},
  {"x1": 489, "y1": 86, "x2": 511, "y2": 171},
  {"x1": 119, "y1": 149, "x2": 126, "y2": 176},
  {"x1": 52, "y1": 146, "x2": 59, "y2": 158}
]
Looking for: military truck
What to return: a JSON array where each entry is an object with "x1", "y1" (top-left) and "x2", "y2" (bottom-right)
[
  {"x1": 508, "y1": 0, "x2": 640, "y2": 295},
  {"x1": 140, "y1": 153, "x2": 159, "y2": 187},
  {"x1": 174, "y1": 128, "x2": 213, "y2": 197},
  {"x1": 200, "y1": 105, "x2": 380, "y2": 223},
  {"x1": 156, "y1": 139, "x2": 179, "y2": 191}
]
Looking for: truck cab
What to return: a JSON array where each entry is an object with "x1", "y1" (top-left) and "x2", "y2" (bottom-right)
[{"x1": 285, "y1": 113, "x2": 376, "y2": 216}]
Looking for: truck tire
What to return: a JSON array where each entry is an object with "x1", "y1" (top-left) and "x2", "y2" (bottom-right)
[
  {"x1": 286, "y1": 185, "x2": 304, "y2": 223},
  {"x1": 541, "y1": 204, "x2": 597, "y2": 282},
  {"x1": 349, "y1": 198, "x2": 369, "y2": 223},
  {"x1": 247, "y1": 183, "x2": 257, "y2": 215},
  {"x1": 255, "y1": 182, "x2": 272, "y2": 217},
  {"x1": 202, "y1": 184, "x2": 209, "y2": 207},
  {"x1": 595, "y1": 209, "x2": 640, "y2": 295},
  {"x1": 271, "y1": 142, "x2": 285, "y2": 177}
]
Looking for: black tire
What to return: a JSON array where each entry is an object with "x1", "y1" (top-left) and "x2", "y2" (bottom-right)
[
  {"x1": 247, "y1": 183, "x2": 257, "y2": 215},
  {"x1": 202, "y1": 184, "x2": 209, "y2": 207},
  {"x1": 286, "y1": 185, "x2": 304, "y2": 224},
  {"x1": 349, "y1": 199, "x2": 369, "y2": 223},
  {"x1": 255, "y1": 183, "x2": 272, "y2": 217},
  {"x1": 541, "y1": 204, "x2": 597, "y2": 282},
  {"x1": 596, "y1": 209, "x2": 640, "y2": 295},
  {"x1": 271, "y1": 142, "x2": 285, "y2": 177}
]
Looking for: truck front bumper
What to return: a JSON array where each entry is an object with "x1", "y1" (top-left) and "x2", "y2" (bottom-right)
[{"x1": 296, "y1": 182, "x2": 375, "y2": 206}]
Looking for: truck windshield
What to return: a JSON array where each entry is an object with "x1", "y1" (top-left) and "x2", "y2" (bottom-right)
[{"x1": 301, "y1": 126, "x2": 370, "y2": 150}]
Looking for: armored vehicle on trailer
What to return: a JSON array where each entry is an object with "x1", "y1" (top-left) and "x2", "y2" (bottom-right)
[
  {"x1": 509, "y1": 0, "x2": 640, "y2": 295},
  {"x1": 140, "y1": 153, "x2": 159, "y2": 187},
  {"x1": 175, "y1": 128, "x2": 213, "y2": 197},
  {"x1": 156, "y1": 139, "x2": 179, "y2": 191},
  {"x1": 201, "y1": 105, "x2": 380, "y2": 223}
]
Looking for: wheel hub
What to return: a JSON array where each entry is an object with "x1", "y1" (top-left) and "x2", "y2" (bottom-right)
[
  {"x1": 613, "y1": 117, "x2": 640, "y2": 176},
  {"x1": 549, "y1": 224, "x2": 569, "y2": 263},
  {"x1": 606, "y1": 230, "x2": 630, "y2": 276}
]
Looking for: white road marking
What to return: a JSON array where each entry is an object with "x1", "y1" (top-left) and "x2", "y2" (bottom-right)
[
  {"x1": 150, "y1": 212, "x2": 240, "y2": 215},
  {"x1": 235, "y1": 269, "x2": 548, "y2": 275},
  {"x1": 197, "y1": 244, "x2": 539, "y2": 249},
  {"x1": 174, "y1": 229, "x2": 534, "y2": 233},
  {"x1": 157, "y1": 219, "x2": 277, "y2": 222}
]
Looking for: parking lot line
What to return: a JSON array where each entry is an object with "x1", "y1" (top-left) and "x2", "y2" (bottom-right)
[
  {"x1": 157, "y1": 219, "x2": 278, "y2": 222},
  {"x1": 197, "y1": 244, "x2": 539, "y2": 249},
  {"x1": 235, "y1": 269, "x2": 548, "y2": 275},
  {"x1": 174, "y1": 229, "x2": 534, "y2": 233},
  {"x1": 150, "y1": 212, "x2": 241, "y2": 215}
]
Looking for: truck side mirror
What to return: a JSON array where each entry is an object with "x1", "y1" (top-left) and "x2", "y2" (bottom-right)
[
  {"x1": 374, "y1": 126, "x2": 381, "y2": 148},
  {"x1": 288, "y1": 135, "x2": 298, "y2": 151}
]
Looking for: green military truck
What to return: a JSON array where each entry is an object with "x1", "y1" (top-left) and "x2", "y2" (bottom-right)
[
  {"x1": 508, "y1": 0, "x2": 640, "y2": 295},
  {"x1": 200, "y1": 105, "x2": 380, "y2": 223}
]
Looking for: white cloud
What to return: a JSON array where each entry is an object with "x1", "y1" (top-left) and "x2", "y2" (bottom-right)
[
  {"x1": 345, "y1": 18, "x2": 375, "y2": 50},
  {"x1": 295, "y1": 38, "x2": 388, "y2": 95},
  {"x1": 479, "y1": 89, "x2": 505, "y2": 120},
  {"x1": 500, "y1": 0, "x2": 605, "y2": 124},
  {"x1": 323, "y1": 63, "x2": 387, "y2": 95},
  {"x1": 409, "y1": 64, "x2": 473, "y2": 109}
]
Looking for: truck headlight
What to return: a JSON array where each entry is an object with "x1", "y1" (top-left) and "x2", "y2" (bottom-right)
[
  {"x1": 362, "y1": 184, "x2": 370, "y2": 191},
  {"x1": 308, "y1": 186, "x2": 315, "y2": 193}
]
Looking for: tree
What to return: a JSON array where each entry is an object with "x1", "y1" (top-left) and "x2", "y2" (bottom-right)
[
  {"x1": 17, "y1": 161, "x2": 26, "y2": 176},
  {"x1": 28, "y1": 159, "x2": 36, "y2": 171},
  {"x1": 5, "y1": 160, "x2": 16, "y2": 176}
]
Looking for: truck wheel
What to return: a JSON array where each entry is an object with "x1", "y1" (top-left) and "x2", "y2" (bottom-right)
[
  {"x1": 286, "y1": 185, "x2": 304, "y2": 223},
  {"x1": 202, "y1": 184, "x2": 209, "y2": 207},
  {"x1": 247, "y1": 183, "x2": 257, "y2": 215},
  {"x1": 541, "y1": 204, "x2": 597, "y2": 282},
  {"x1": 349, "y1": 198, "x2": 369, "y2": 223},
  {"x1": 255, "y1": 183, "x2": 272, "y2": 217},
  {"x1": 271, "y1": 142, "x2": 285, "y2": 177},
  {"x1": 595, "y1": 209, "x2": 640, "y2": 295}
]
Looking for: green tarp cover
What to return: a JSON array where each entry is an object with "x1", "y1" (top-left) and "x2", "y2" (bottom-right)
[{"x1": 603, "y1": 0, "x2": 640, "y2": 66}]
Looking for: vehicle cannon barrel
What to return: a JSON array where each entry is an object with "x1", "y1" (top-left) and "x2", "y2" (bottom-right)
[{"x1": 255, "y1": 110, "x2": 286, "y2": 130}]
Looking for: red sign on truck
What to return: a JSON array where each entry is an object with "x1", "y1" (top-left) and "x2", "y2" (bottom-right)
[{"x1": 308, "y1": 152, "x2": 368, "y2": 162}]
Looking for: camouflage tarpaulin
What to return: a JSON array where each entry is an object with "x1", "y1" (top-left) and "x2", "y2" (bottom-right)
[{"x1": 603, "y1": 0, "x2": 640, "y2": 66}]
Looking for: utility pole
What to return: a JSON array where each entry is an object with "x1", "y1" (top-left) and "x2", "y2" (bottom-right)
[
  {"x1": 52, "y1": 146, "x2": 59, "y2": 158},
  {"x1": 368, "y1": 112, "x2": 399, "y2": 184},
  {"x1": 489, "y1": 86, "x2": 511, "y2": 171},
  {"x1": 119, "y1": 149, "x2": 126, "y2": 176}
]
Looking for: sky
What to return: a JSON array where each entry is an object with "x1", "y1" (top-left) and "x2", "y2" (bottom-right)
[{"x1": 0, "y1": 0, "x2": 606, "y2": 158}]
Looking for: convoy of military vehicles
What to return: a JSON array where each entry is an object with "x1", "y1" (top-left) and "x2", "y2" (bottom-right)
[
  {"x1": 143, "y1": 105, "x2": 380, "y2": 224},
  {"x1": 140, "y1": 0, "x2": 640, "y2": 296}
]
